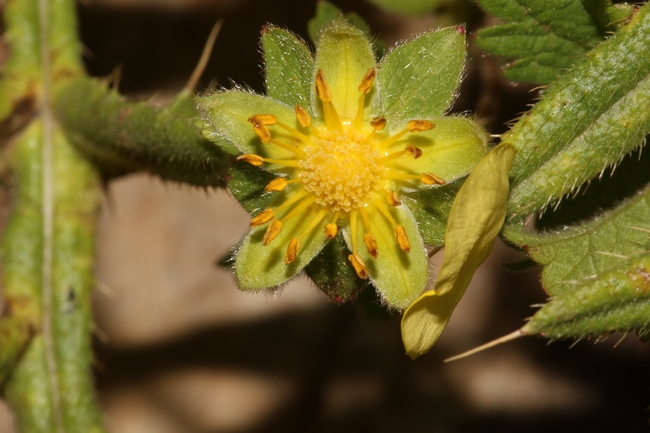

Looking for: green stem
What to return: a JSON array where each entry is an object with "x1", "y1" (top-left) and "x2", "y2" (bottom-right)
[{"x1": 54, "y1": 77, "x2": 232, "y2": 187}]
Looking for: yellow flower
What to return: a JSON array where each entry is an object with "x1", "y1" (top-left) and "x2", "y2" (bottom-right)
[{"x1": 199, "y1": 19, "x2": 489, "y2": 309}]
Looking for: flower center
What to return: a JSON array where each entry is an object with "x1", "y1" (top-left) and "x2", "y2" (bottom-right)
[{"x1": 300, "y1": 128, "x2": 383, "y2": 212}]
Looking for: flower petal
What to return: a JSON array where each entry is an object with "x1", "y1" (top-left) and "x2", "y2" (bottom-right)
[
  {"x1": 262, "y1": 26, "x2": 314, "y2": 110},
  {"x1": 401, "y1": 143, "x2": 517, "y2": 359},
  {"x1": 198, "y1": 90, "x2": 298, "y2": 161},
  {"x1": 235, "y1": 190, "x2": 332, "y2": 290},
  {"x1": 314, "y1": 18, "x2": 376, "y2": 120},
  {"x1": 378, "y1": 26, "x2": 466, "y2": 124},
  {"x1": 388, "y1": 116, "x2": 489, "y2": 189},
  {"x1": 343, "y1": 204, "x2": 428, "y2": 310}
]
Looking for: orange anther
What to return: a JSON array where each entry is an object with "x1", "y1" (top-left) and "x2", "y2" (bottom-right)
[
  {"x1": 265, "y1": 177, "x2": 288, "y2": 192},
  {"x1": 250, "y1": 209, "x2": 274, "y2": 227},
  {"x1": 324, "y1": 223, "x2": 338, "y2": 239},
  {"x1": 386, "y1": 191, "x2": 401, "y2": 206},
  {"x1": 248, "y1": 116, "x2": 272, "y2": 143},
  {"x1": 407, "y1": 120, "x2": 435, "y2": 132},
  {"x1": 358, "y1": 68, "x2": 376, "y2": 95},
  {"x1": 237, "y1": 154, "x2": 264, "y2": 166},
  {"x1": 421, "y1": 172, "x2": 446, "y2": 185},
  {"x1": 394, "y1": 226, "x2": 411, "y2": 253},
  {"x1": 348, "y1": 253, "x2": 368, "y2": 280},
  {"x1": 405, "y1": 145, "x2": 422, "y2": 159},
  {"x1": 295, "y1": 104, "x2": 311, "y2": 127},
  {"x1": 316, "y1": 70, "x2": 333, "y2": 102},
  {"x1": 363, "y1": 233, "x2": 378, "y2": 259},
  {"x1": 285, "y1": 239, "x2": 300, "y2": 264},
  {"x1": 370, "y1": 116, "x2": 386, "y2": 131},
  {"x1": 263, "y1": 220, "x2": 282, "y2": 245}
]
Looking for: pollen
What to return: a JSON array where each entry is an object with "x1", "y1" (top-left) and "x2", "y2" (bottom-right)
[
  {"x1": 300, "y1": 129, "x2": 383, "y2": 213},
  {"x1": 239, "y1": 68, "x2": 446, "y2": 280}
]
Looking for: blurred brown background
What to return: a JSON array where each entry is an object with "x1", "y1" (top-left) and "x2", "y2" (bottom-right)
[{"x1": 1, "y1": 0, "x2": 650, "y2": 431}]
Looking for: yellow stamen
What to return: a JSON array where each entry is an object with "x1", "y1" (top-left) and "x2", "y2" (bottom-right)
[
  {"x1": 237, "y1": 154, "x2": 264, "y2": 166},
  {"x1": 285, "y1": 239, "x2": 300, "y2": 264},
  {"x1": 262, "y1": 157, "x2": 300, "y2": 168},
  {"x1": 348, "y1": 253, "x2": 368, "y2": 279},
  {"x1": 421, "y1": 172, "x2": 446, "y2": 185},
  {"x1": 355, "y1": 68, "x2": 376, "y2": 127},
  {"x1": 324, "y1": 211, "x2": 340, "y2": 239},
  {"x1": 386, "y1": 191, "x2": 401, "y2": 206},
  {"x1": 295, "y1": 104, "x2": 310, "y2": 127},
  {"x1": 316, "y1": 70, "x2": 342, "y2": 131},
  {"x1": 265, "y1": 177, "x2": 288, "y2": 192},
  {"x1": 248, "y1": 115, "x2": 276, "y2": 143},
  {"x1": 250, "y1": 208, "x2": 274, "y2": 227},
  {"x1": 377, "y1": 145, "x2": 423, "y2": 164},
  {"x1": 263, "y1": 220, "x2": 282, "y2": 245},
  {"x1": 373, "y1": 200, "x2": 411, "y2": 253},
  {"x1": 350, "y1": 211, "x2": 359, "y2": 255},
  {"x1": 280, "y1": 195, "x2": 317, "y2": 222},
  {"x1": 250, "y1": 114, "x2": 277, "y2": 126},
  {"x1": 394, "y1": 226, "x2": 411, "y2": 253},
  {"x1": 275, "y1": 122, "x2": 311, "y2": 145},
  {"x1": 324, "y1": 223, "x2": 338, "y2": 239},
  {"x1": 363, "y1": 233, "x2": 378, "y2": 259},
  {"x1": 269, "y1": 138, "x2": 305, "y2": 157}
]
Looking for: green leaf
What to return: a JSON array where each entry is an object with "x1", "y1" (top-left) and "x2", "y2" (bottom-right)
[
  {"x1": 504, "y1": 5, "x2": 650, "y2": 218},
  {"x1": 401, "y1": 143, "x2": 517, "y2": 358},
  {"x1": 475, "y1": 0, "x2": 609, "y2": 84},
  {"x1": 304, "y1": 234, "x2": 364, "y2": 303},
  {"x1": 235, "y1": 198, "x2": 330, "y2": 290},
  {"x1": 365, "y1": 0, "x2": 443, "y2": 15},
  {"x1": 522, "y1": 254, "x2": 650, "y2": 339},
  {"x1": 344, "y1": 204, "x2": 429, "y2": 310},
  {"x1": 377, "y1": 27, "x2": 466, "y2": 125},
  {"x1": 262, "y1": 26, "x2": 314, "y2": 110},
  {"x1": 505, "y1": 183, "x2": 650, "y2": 297},
  {"x1": 314, "y1": 19, "x2": 376, "y2": 120}
]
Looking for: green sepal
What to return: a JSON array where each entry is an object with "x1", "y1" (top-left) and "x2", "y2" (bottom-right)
[
  {"x1": 377, "y1": 27, "x2": 465, "y2": 125},
  {"x1": 401, "y1": 143, "x2": 517, "y2": 358},
  {"x1": 198, "y1": 90, "x2": 297, "y2": 161},
  {"x1": 228, "y1": 160, "x2": 275, "y2": 214},
  {"x1": 343, "y1": 204, "x2": 428, "y2": 310},
  {"x1": 522, "y1": 255, "x2": 650, "y2": 340},
  {"x1": 262, "y1": 26, "x2": 314, "y2": 110},
  {"x1": 401, "y1": 182, "x2": 460, "y2": 247},
  {"x1": 388, "y1": 116, "x2": 489, "y2": 188},
  {"x1": 504, "y1": 5, "x2": 650, "y2": 218},
  {"x1": 235, "y1": 193, "x2": 331, "y2": 290},
  {"x1": 305, "y1": 233, "x2": 364, "y2": 303},
  {"x1": 314, "y1": 19, "x2": 376, "y2": 120}
]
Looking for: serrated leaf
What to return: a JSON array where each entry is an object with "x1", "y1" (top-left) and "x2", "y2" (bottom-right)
[
  {"x1": 401, "y1": 143, "x2": 517, "y2": 358},
  {"x1": 476, "y1": 0, "x2": 609, "y2": 84},
  {"x1": 505, "y1": 183, "x2": 650, "y2": 297},
  {"x1": 504, "y1": 5, "x2": 650, "y2": 218},
  {"x1": 377, "y1": 27, "x2": 465, "y2": 125},
  {"x1": 522, "y1": 255, "x2": 650, "y2": 339},
  {"x1": 262, "y1": 26, "x2": 314, "y2": 110}
]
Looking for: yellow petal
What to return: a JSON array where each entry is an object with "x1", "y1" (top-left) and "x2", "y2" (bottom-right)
[{"x1": 401, "y1": 143, "x2": 518, "y2": 359}]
